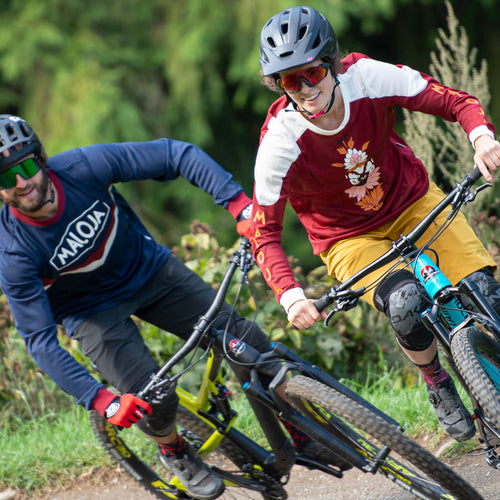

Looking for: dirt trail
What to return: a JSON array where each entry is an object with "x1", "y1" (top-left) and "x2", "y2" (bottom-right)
[{"x1": 10, "y1": 444, "x2": 499, "y2": 500}]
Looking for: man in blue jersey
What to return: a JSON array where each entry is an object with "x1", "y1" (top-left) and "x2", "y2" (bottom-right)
[
  {"x1": 0, "y1": 114, "x2": 261, "y2": 500},
  {"x1": 0, "y1": 115, "x2": 351, "y2": 497}
]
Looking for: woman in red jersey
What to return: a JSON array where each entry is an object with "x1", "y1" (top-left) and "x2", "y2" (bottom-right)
[{"x1": 251, "y1": 6, "x2": 500, "y2": 442}]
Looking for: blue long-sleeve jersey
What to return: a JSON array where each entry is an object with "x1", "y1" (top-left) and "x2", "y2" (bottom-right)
[{"x1": 0, "y1": 139, "x2": 245, "y2": 409}]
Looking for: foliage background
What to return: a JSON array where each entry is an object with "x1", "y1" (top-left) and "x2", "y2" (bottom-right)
[
  {"x1": 0, "y1": 0, "x2": 499, "y2": 261},
  {"x1": 1, "y1": 1, "x2": 500, "y2": 430}
]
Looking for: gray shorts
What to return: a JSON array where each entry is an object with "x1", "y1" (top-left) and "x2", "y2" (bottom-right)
[{"x1": 72, "y1": 254, "x2": 272, "y2": 395}]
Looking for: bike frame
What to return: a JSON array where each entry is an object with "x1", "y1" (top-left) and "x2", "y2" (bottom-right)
[
  {"x1": 411, "y1": 249, "x2": 500, "y2": 340},
  {"x1": 397, "y1": 228, "x2": 500, "y2": 455},
  {"x1": 135, "y1": 237, "x2": 417, "y2": 491},
  {"x1": 413, "y1": 251, "x2": 500, "y2": 389},
  {"x1": 315, "y1": 167, "x2": 500, "y2": 461},
  {"x1": 164, "y1": 331, "x2": 409, "y2": 478},
  {"x1": 91, "y1": 228, "x2": 487, "y2": 499}
]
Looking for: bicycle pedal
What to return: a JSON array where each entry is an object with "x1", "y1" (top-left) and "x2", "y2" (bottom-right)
[
  {"x1": 485, "y1": 450, "x2": 500, "y2": 469},
  {"x1": 485, "y1": 432, "x2": 500, "y2": 448}
]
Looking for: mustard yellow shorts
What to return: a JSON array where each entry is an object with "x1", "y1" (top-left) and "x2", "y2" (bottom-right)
[{"x1": 320, "y1": 182, "x2": 496, "y2": 308}]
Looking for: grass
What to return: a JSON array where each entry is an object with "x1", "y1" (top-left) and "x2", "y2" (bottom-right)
[
  {"x1": 346, "y1": 369, "x2": 478, "y2": 458},
  {"x1": 0, "y1": 372, "x2": 477, "y2": 497},
  {"x1": 0, "y1": 407, "x2": 109, "y2": 494},
  {"x1": 348, "y1": 369, "x2": 442, "y2": 436}
]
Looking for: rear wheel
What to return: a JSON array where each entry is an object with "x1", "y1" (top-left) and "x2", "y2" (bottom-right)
[
  {"x1": 451, "y1": 326, "x2": 500, "y2": 430},
  {"x1": 90, "y1": 406, "x2": 287, "y2": 499},
  {"x1": 285, "y1": 375, "x2": 482, "y2": 500}
]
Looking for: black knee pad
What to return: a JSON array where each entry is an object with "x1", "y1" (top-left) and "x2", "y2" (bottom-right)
[{"x1": 373, "y1": 270, "x2": 434, "y2": 351}]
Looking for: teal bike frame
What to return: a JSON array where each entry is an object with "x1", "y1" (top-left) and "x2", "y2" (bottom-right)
[{"x1": 315, "y1": 167, "x2": 500, "y2": 468}]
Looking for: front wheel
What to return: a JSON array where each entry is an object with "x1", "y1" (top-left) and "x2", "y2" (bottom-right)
[
  {"x1": 451, "y1": 326, "x2": 500, "y2": 431},
  {"x1": 285, "y1": 375, "x2": 482, "y2": 500},
  {"x1": 90, "y1": 405, "x2": 287, "y2": 499}
]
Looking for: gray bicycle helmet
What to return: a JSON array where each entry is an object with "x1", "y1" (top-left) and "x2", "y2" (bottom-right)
[
  {"x1": 0, "y1": 114, "x2": 42, "y2": 171},
  {"x1": 259, "y1": 6, "x2": 337, "y2": 76}
]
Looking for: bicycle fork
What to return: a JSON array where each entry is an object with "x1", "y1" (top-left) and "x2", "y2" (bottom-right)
[
  {"x1": 208, "y1": 330, "x2": 296, "y2": 478},
  {"x1": 413, "y1": 254, "x2": 500, "y2": 467}
]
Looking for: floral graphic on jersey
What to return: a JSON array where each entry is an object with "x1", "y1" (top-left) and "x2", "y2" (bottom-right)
[{"x1": 332, "y1": 137, "x2": 384, "y2": 211}]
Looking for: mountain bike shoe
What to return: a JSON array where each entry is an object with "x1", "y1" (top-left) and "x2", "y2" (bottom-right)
[
  {"x1": 158, "y1": 442, "x2": 225, "y2": 500},
  {"x1": 298, "y1": 438, "x2": 353, "y2": 471},
  {"x1": 427, "y1": 377, "x2": 476, "y2": 442}
]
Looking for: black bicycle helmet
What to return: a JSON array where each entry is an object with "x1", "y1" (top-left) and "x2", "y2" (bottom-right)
[
  {"x1": 259, "y1": 6, "x2": 337, "y2": 76},
  {"x1": 0, "y1": 114, "x2": 42, "y2": 171}
]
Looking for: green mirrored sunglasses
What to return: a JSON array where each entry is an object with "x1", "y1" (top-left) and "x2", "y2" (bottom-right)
[{"x1": 0, "y1": 157, "x2": 40, "y2": 190}]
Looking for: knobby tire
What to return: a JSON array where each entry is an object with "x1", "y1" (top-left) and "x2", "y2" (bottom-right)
[
  {"x1": 451, "y1": 326, "x2": 500, "y2": 431},
  {"x1": 285, "y1": 375, "x2": 482, "y2": 500},
  {"x1": 90, "y1": 405, "x2": 287, "y2": 499}
]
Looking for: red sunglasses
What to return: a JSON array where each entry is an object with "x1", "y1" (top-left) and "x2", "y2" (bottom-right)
[{"x1": 278, "y1": 63, "x2": 330, "y2": 93}]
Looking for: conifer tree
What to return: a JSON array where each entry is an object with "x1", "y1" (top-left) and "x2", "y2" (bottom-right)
[{"x1": 403, "y1": 1, "x2": 499, "y2": 266}]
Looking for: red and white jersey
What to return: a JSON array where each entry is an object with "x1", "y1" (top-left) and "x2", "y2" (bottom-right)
[{"x1": 251, "y1": 52, "x2": 495, "y2": 310}]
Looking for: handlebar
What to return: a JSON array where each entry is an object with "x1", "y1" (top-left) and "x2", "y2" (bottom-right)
[
  {"x1": 314, "y1": 167, "x2": 485, "y2": 314},
  {"x1": 138, "y1": 236, "x2": 252, "y2": 398}
]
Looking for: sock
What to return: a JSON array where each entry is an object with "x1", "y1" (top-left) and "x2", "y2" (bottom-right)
[
  {"x1": 279, "y1": 417, "x2": 310, "y2": 450},
  {"x1": 415, "y1": 352, "x2": 450, "y2": 387},
  {"x1": 159, "y1": 434, "x2": 188, "y2": 457}
]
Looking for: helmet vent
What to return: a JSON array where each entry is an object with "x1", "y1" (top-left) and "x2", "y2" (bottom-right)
[
  {"x1": 266, "y1": 36, "x2": 276, "y2": 49},
  {"x1": 279, "y1": 51, "x2": 293, "y2": 59},
  {"x1": 298, "y1": 26, "x2": 307, "y2": 40},
  {"x1": 280, "y1": 22, "x2": 289, "y2": 35},
  {"x1": 5, "y1": 124, "x2": 17, "y2": 141},
  {"x1": 19, "y1": 123, "x2": 31, "y2": 138},
  {"x1": 312, "y1": 34, "x2": 321, "y2": 49}
]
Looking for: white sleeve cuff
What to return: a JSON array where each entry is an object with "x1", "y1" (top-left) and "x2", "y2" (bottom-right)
[
  {"x1": 469, "y1": 125, "x2": 494, "y2": 148},
  {"x1": 280, "y1": 287, "x2": 307, "y2": 313}
]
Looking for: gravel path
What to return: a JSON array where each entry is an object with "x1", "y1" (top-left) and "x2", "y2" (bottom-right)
[{"x1": 12, "y1": 443, "x2": 498, "y2": 500}]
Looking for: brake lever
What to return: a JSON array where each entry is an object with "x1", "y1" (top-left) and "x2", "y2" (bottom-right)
[
  {"x1": 472, "y1": 182, "x2": 492, "y2": 198},
  {"x1": 451, "y1": 182, "x2": 491, "y2": 212},
  {"x1": 324, "y1": 294, "x2": 361, "y2": 326}
]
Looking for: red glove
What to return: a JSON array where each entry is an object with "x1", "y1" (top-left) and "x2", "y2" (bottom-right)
[
  {"x1": 236, "y1": 203, "x2": 253, "y2": 238},
  {"x1": 104, "y1": 393, "x2": 152, "y2": 428}
]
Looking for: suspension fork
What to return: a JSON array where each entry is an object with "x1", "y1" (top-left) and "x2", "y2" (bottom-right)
[
  {"x1": 242, "y1": 382, "x2": 296, "y2": 475},
  {"x1": 211, "y1": 330, "x2": 296, "y2": 476},
  {"x1": 459, "y1": 277, "x2": 500, "y2": 340}
]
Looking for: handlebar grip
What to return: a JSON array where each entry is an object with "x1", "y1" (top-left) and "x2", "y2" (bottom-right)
[
  {"x1": 467, "y1": 166, "x2": 483, "y2": 184},
  {"x1": 314, "y1": 295, "x2": 333, "y2": 312}
]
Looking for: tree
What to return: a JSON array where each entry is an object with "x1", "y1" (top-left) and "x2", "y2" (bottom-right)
[
  {"x1": 403, "y1": 1, "x2": 491, "y2": 188},
  {"x1": 402, "y1": 2, "x2": 500, "y2": 269},
  {"x1": 0, "y1": 0, "x2": 497, "y2": 258}
]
